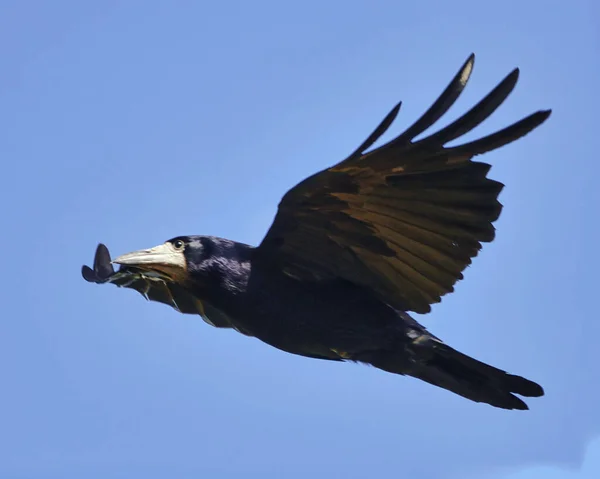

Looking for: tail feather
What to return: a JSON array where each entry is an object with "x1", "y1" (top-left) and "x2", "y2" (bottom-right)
[
  {"x1": 415, "y1": 341, "x2": 543, "y2": 410},
  {"x1": 360, "y1": 337, "x2": 543, "y2": 410}
]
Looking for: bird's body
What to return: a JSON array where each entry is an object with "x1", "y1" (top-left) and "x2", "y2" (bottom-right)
[
  {"x1": 186, "y1": 238, "x2": 401, "y2": 359},
  {"x1": 83, "y1": 54, "x2": 550, "y2": 410}
]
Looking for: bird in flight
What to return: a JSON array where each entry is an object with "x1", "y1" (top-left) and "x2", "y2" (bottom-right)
[{"x1": 83, "y1": 54, "x2": 550, "y2": 410}]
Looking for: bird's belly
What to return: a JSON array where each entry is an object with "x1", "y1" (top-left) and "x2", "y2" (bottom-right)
[{"x1": 228, "y1": 279, "x2": 400, "y2": 360}]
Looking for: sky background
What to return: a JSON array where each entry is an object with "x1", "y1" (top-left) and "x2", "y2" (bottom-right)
[{"x1": 1, "y1": 1, "x2": 598, "y2": 478}]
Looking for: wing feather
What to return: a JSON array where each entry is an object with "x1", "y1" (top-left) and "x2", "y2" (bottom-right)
[{"x1": 256, "y1": 54, "x2": 551, "y2": 313}]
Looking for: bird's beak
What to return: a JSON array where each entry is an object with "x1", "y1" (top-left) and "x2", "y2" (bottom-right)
[{"x1": 113, "y1": 243, "x2": 186, "y2": 279}]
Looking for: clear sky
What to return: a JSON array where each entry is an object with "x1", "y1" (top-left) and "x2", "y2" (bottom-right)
[{"x1": 1, "y1": 1, "x2": 598, "y2": 478}]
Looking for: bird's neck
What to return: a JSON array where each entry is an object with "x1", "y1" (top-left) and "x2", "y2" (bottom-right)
[{"x1": 186, "y1": 241, "x2": 253, "y2": 312}]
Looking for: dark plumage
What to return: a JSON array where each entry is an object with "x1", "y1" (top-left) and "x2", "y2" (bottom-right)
[{"x1": 82, "y1": 55, "x2": 549, "y2": 410}]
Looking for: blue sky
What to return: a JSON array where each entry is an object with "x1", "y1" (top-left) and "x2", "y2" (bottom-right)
[{"x1": 1, "y1": 1, "x2": 598, "y2": 478}]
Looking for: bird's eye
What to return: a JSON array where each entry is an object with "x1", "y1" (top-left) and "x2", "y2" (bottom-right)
[{"x1": 172, "y1": 240, "x2": 185, "y2": 250}]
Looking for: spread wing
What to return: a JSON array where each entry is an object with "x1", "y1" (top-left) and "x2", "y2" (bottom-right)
[
  {"x1": 255, "y1": 54, "x2": 551, "y2": 314},
  {"x1": 82, "y1": 243, "x2": 235, "y2": 329}
]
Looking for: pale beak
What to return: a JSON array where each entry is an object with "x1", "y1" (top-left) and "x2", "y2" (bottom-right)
[{"x1": 113, "y1": 243, "x2": 186, "y2": 278}]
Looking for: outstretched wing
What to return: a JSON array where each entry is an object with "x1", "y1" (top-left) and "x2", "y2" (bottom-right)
[
  {"x1": 82, "y1": 243, "x2": 235, "y2": 329},
  {"x1": 255, "y1": 54, "x2": 551, "y2": 314}
]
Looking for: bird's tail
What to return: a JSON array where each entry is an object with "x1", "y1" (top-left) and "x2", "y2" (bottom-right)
[{"x1": 360, "y1": 336, "x2": 544, "y2": 410}]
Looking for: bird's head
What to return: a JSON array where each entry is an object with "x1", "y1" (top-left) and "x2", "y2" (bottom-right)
[
  {"x1": 112, "y1": 236, "x2": 206, "y2": 284},
  {"x1": 112, "y1": 235, "x2": 252, "y2": 287}
]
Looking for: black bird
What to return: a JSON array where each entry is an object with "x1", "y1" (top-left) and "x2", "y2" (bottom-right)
[{"x1": 83, "y1": 55, "x2": 550, "y2": 410}]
